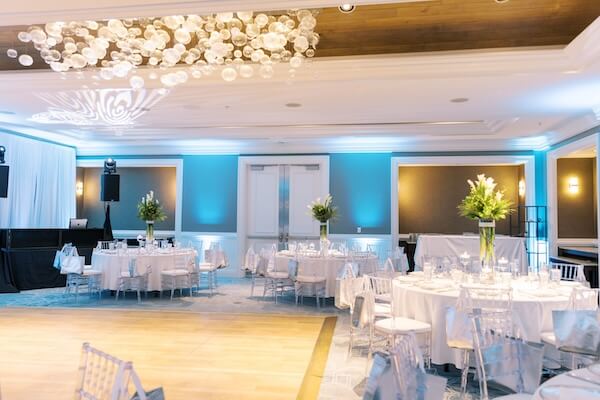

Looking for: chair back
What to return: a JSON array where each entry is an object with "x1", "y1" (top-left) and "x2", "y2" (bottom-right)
[
  {"x1": 380, "y1": 258, "x2": 395, "y2": 277},
  {"x1": 98, "y1": 241, "x2": 114, "y2": 250},
  {"x1": 471, "y1": 310, "x2": 543, "y2": 400},
  {"x1": 460, "y1": 285, "x2": 513, "y2": 317},
  {"x1": 287, "y1": 259, "x2": 298, "y2": 279},
  {"x1": 255, "y1": 255, "x2": 269, "y2": 277},
  {"x1": 568, "y1": 287, "x2": 599, "y2": 310},
  {"x1": 550, "y1": 262, "x2": 584, "y2": 282},
  {"x1": 368, "y1": 275, "x2": 392, "y2": 298},
  {"x1": 75, "y1": 342, "x2": 149, "y2": 400},
  {"x1": 552, "y1": 309, "x2": 600, "y2": 357},
  {"x1": 244, "y1": 246, "x2": 257, "y2": 272}
]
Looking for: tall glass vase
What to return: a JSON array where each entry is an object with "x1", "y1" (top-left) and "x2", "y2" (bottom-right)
[
  {"x1": 146, "y1": 220, "x2": 155, "y2": 243},
  {"x1": 319, "y1": 222, "x2": 329, "y2": 256},
  {"x1": 478, "y1": 219, "x2": 496, "y2": 269}
]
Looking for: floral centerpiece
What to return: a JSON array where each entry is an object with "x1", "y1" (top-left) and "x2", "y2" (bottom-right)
[
  {"x1": 308, "y1": 194, "x2": 338, "y2": 241},
  {"x1": 458, "y1": 174, "x2": 513, "y2": 268},
  {"x1": 137, "y1": 190, "x2": 166, "y2": 243}
]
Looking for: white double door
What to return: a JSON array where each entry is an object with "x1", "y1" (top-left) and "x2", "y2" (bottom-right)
[{"x1": 247, "y1": 164, "x2": 324, "y2": 250}]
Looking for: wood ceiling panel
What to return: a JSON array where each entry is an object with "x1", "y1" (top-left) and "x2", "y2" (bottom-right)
[{"x1": 0, "y1": 0, "x2": 598, "y2": 71}]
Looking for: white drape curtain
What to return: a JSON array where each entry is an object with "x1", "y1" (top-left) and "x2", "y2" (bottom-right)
[{"x1": 0, "y1": 132, "x2": 76, "y2": 228}]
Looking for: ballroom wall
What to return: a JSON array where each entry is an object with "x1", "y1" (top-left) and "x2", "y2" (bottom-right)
[
  {"x1": 329, "y1": 153, "x2": 391, "y2": 235},
  {"x1": 398, "y1": 165, "x2": 523, "y2": 235},
  {"x1": 181, "y1": 155, "x2": 238, "y2": 233},
  {"x1": 77, "y1": 167, "x2": 176, "y2": 231},
  {"x1": 557, "y1": 157, "x2": 597, "y2": 238}
]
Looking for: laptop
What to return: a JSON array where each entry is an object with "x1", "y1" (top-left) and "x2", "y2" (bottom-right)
[{"x1": 69, "y1": 218, "x2": 88, "y2": 229}]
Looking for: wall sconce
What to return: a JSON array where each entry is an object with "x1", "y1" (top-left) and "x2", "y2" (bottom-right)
[
  {"x1": 76, "y1": 181, "x2": 84, "y2": 196},
  {"x1": 567, "y1": 176, "x2": 579, "y2": 195},
  {"x1": 518, "y1": 180, "x2": 526, "y2": 197}
]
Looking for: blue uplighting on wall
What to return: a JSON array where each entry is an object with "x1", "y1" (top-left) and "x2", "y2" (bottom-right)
[
  {"x1": 534, "y1": 150, "x2": 548, "y2": 240},
  {"x1": 329, "y1": 153, "x2": 391, "y2": 234},
  {"x1": 182, "y1": 155, "x2": 238, "y2": 232}
]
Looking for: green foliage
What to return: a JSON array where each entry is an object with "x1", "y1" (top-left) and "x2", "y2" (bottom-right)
[
  {"x1": 458, "y1": 174, "x2": 513, "y2": 221},
  {"x1": 137, "y1": 190, "x2": 167, "y2": 222},
  {"x1": 307, "y1": 194, "x2": 338, "y2": 223}
]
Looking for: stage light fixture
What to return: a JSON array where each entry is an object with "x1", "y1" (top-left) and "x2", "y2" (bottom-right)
[{"x1": 104, "y1": 158, "x2": 117, "y2": 174}]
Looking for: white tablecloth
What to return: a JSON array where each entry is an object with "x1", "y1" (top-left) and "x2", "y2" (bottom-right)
[
  {"x1": 92, "y1": 248, "x2": 197, "y2": 291},
  {"x1": 392, "y1": 278, "x2": 572, "y2": 366},
  {"x1": 274, "y1": 253, "x2": 378, "y2": 297},
  {"x1": 414, "y1": 234, "x2": 528, "y2": 272}
]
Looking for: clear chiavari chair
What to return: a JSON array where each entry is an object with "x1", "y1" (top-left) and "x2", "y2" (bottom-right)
[
  {"x1": 446, "y1": 285, "x2": 513, "y2": 398},
  {"x1": 116, "y1": 260, "x2": 152, "y2": 303},
  {"x1": 160, "y1": 252, "x2": 193, "y2": 300},
  {"x1": 471, "y1": 309, "x2": 543, "y2": 400},
  {"x1": 75, "y1": 342, "x2": 163, "y2": 400},
  {"x1": 250, "y1": 252, "x2": 269, "y2": 297}
]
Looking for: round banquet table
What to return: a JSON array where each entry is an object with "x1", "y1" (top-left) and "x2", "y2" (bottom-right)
[
  {"x1": 274, "y1": 252, "x2": 378, "y2": 298},
  {"x1": 532, "y1": 366, "x2": 600, "y2": 399},
  {"x1": 392, "y1": 277, "x2": 574, "y2": 366},
  {"x1": 91, "y1": 248, "x2": 197, "y2": 291}
]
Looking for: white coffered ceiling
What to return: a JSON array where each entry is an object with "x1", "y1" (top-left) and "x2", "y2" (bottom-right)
[{"x1": 0, "y1": 1, "x2": 599, "y2": 155}]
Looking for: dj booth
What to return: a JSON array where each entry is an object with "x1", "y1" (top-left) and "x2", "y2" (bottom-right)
[{"x1": 0, "y1": 228, "x2": 104, "y2": 292}]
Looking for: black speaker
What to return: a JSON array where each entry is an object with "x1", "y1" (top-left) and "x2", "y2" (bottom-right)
[
  {"x1": 0, "y1": 165, "x2": 8, "y2": 198},
  {"x1": 100, "y1": 174, "x2": 120, "y2": 202}
]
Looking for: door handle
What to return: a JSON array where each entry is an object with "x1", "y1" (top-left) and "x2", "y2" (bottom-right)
[
  {"x1": 284, "y1": 233, "x2": 289, "y2": 242},
  {"x1": 278, "y1": 233, "x2": 284, "y2": 242}
]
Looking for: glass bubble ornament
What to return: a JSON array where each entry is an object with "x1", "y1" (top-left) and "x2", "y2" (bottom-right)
[
  {"x1": 18, "y1": 54, "x2": 34, "y2": 66},
  {"x1": 221, "y1": 66, "x2": 237, "y2": 81},
  {"x1": 129, "y1": 75, "x2": 145, "y2": 89}
]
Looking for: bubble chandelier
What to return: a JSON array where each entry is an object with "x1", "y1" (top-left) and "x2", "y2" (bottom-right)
[{"x1": 13, "y1": 10, "x2": 319, "y2": 88}]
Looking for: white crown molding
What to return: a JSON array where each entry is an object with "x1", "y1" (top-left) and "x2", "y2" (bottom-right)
[{"x1": 0, "y1": 0, "x2": 432, "y2": 26}]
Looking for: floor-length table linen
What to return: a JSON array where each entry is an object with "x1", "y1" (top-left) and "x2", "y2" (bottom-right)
[
  {"x1": 392, "y1": 279, "x2": 571, "y2": 366},
  {"x1": 274, "y1": 252, "x2": 378, "y2": 297},
  {"x1": 92, "y1": 248, "x2": 197, "y2": 291},
  {"x1": 414, "y1": 234, "x2": 528, "y2": 272}
]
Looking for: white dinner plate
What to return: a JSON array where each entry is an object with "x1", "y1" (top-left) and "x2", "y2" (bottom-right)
[
  {"x1": 539, "y1": 385, "x2": 600, "y2": 399},
  {"x1": 416, "y1": 281, "x2": 448, "y2": 291},
  {"x1": 519, "y1": 288, "x2": 559, "y2": 298}
]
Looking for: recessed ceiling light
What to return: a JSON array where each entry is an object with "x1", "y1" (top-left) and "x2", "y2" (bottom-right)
[
  {"x1": 285, "y1": 102, "x2": 302, "y2": 108},
  {"x1": 339, "y1": 4, "x2": 356, "y2": 13},
  {"x1": 450, "y1": 98, "x2": 469, "y2": 103},
  {"x1": 495, "y1": 0, "x2": 509, "y2": 3}
]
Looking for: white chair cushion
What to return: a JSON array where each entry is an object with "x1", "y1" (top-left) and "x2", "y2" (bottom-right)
[
  {"x1": 82, "y1": 269, "x2": 102, "y2": 276},
  {"x1": 296, "y1": 275, "x2": 326, "y2": 283},
  {"x1": 267, "y1": 272, "x2": 289, "y2": 279},
  {"x1": 540, "y1": 331, "x2": 556, "y2": 345},
  {"x1": 374, "y1": 303, "x2": 392, "y2": 317},
  {"x1": 375, "y1": 317, "x2": 431, "y2": 335},
  {"x1": 374, "y1": 294, "x2": 392, "y2": 303},
  {"x1": 198, "y1": 263, "x2": 217, "y2": 272},
  {"x1": 161, "y1": 269, "x2": 189, "y2": 276}
]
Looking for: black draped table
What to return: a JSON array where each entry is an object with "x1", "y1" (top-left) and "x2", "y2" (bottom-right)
[{"x1": 0, "y1": 228, "x2": 104, "y2": 292}]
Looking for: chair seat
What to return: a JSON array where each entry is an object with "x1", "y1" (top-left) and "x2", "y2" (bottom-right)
[
  {"x1": 161, "y1": 269, "x2": 189, "y2": 276},
  {"x1": 296, "y1": 275, "x2": 326, "y2": 283},
  {"x1": 120, "y1": 272, "x2": 144, "y2": 278},
  {"x1": 198, "y1": 263, "x2": 218, "y2": 272},
  {"x1": 267, "y1": 271, "x2": 289, "y2": 279},
  {"x1": 82, "y1": 269, "x2": 102, "y2": 276},
  {"x1": 540, "y1": 331, "x2": 556, "y2": 345},
  {"x1": 374, "y1": 293, "x2": 392, "y2": 303},
  {"x1": 375, "y1": 317, "x2": 431, "y2": 335},
  {"x1": 374, "y1": 303, "x2": 392, "y2": 317}
]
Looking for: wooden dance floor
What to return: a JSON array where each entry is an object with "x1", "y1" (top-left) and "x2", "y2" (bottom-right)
[{"x1": 0, "y1": 308, "x2": 335, "y2": 400}]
